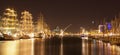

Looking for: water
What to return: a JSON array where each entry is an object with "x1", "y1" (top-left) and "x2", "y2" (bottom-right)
[{"x1": 0, "y1": 36, "x2": 120, "y2": 55}]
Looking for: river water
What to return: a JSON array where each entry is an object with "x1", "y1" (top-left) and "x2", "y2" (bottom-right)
[{"x1": 0, "y1": 36, "x2": 120, "y2": 55}]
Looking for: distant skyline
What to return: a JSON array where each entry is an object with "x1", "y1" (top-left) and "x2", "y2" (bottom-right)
[{"x1": 0, "y1": 0, "x2": 120, "y2": 32}]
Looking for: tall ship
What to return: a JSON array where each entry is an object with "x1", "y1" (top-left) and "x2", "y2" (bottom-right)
[
  {"x1": 20, "y1": 10, "x2": 34, "y2": 38},
  {"x1": 1, "y1": 8, "x2": 18, "y2": 35},
  {"x1": 35, "y1": 12, "x2": 51, "y2": 38}
]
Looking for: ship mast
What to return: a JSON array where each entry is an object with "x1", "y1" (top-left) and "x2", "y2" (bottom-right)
[{"x1": 36, "y1": 12, "x2": 51, "y2": 36}]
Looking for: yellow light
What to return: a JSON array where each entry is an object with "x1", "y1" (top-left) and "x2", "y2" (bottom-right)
[
  {"x1": 28, "y1": 33, "x2": 34, "y2": 38},
  {"x1": 6, "y1": 8, "x2": 11, "y2": 11}
]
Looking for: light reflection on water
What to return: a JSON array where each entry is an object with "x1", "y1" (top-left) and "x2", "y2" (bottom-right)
[
  {"x1": 82, "y1": 39, "x2": 120, "y2": 55},
  {"x1": 0, "y1": 41, "x2": 19, "y2": 55},
  {"x1": 19, "y1": 39, "x2": 35, "y2": 55},
  {"x1": 0, "y1": 37, "x2": 120, "y2": 55}
]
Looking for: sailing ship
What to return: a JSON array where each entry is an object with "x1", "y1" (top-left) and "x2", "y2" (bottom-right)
[
  {"x1": 35, "y1": 12, "x2": 50, "y2": 38},
  {"x1": 0, "y1": 8, "x2": 19, "y2": 40},
  {"x1": 20, "y1": 10, "x2": 34, "y2": 39}
]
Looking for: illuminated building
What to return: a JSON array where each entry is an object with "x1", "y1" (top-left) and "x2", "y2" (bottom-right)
[
  {"x1": 20, "y1": 10, "x2": 34, "y2": 35},
  {"x1": 98, "y1": 25, "x2": 106, "y2": 33},
  {"x1": 53, "y1": 26, "x2": 61, "y2": 35},
  {"x1": 1, "y1": 8, "x2": 18, "y2": 35}
]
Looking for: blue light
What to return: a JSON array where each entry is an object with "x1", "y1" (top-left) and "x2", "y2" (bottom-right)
[{"x1": 107, "y1": 23, "x2": 112, "y2": 30}]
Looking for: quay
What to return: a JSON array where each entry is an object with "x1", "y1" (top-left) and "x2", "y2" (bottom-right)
[{"x1": 88, "y1": 35, "x2": 120, "y2": 46}]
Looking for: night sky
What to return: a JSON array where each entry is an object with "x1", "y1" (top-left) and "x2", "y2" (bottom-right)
[{"x1": 0, "y1": 0, "x2": 120, "y2": 32}]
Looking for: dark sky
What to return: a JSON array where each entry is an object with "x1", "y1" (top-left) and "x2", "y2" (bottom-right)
[{"x1": 0, "y1": 0, "x2": 120, "y2": 32}]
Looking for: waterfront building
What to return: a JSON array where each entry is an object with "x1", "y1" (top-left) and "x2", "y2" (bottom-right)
[
  {"x1": 98, "y1": 25, "x2": 106, "y2": 33},
  {"x1": 53, "y1": 26, "x2": 61, "y2": 35}
]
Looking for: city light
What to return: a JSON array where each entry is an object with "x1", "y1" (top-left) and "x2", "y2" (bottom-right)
[{"x1": 0, "y1": 8, "x2": 51, "y2": 39}]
